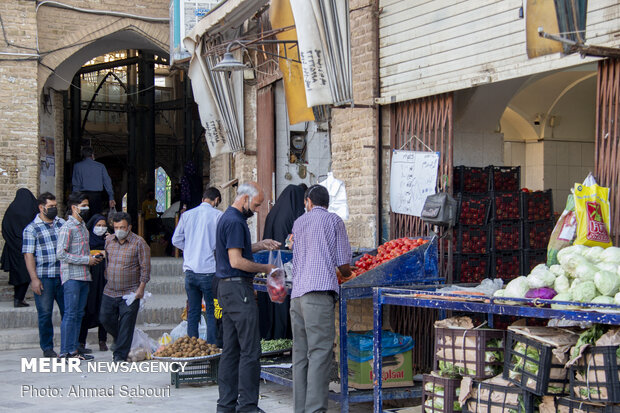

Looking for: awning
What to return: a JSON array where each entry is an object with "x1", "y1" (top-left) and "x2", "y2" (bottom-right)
[
  {"x1": 184, "y1": 0, "x2": 266, "y2": 156},
  {"x1": 290, "y1": 0, "x2": 352, "y2": 107}
]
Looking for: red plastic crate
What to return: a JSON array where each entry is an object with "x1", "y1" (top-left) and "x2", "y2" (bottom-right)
[
  {"x1": 523, "y1": 249, "x2": 547, "y2": 274},
  {"x1": 523, "y1": 220, "x2": 554, "y2": 250},
  {"x1": 458, "y1": 225, "x2": 491, "y2": 254},
  {"x1": 454, "y1": 166, "x2": 490, "y2": 193},
  {"x1": 492, "y1": 251, "x2": 523, "y2": 281},
  {"x1": 521, "y1": 190, "x2": 554, "y2": 221},
  {"x1": 458, "y1": 194, "x2": 491, "y2": 225},
  {"x1": 491, "y1": 166, "x2": 520, "y2": 192},
  {"x1": 492, "y1": 221, "x2": 522, "y2": 251},
  {"x1": 455, "y1": 254, "x2": 490, "y2": 283},
  {"x1": 492, "y1": 192, "x2": 522, "y2": 220}
]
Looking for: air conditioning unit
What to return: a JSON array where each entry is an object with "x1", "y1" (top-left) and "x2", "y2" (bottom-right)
[{"x1": 169, "y1": 0, "x2": 220, "y2": 66}]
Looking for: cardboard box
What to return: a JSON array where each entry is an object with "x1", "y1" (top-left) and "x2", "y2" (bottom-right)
[{"x1": 347, "y1": 349, "x2": 413, "y2": 389}]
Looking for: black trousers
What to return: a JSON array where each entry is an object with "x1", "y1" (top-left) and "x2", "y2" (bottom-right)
[
  {"x1": 78, "y1": 322, "x2": 107, "y2": 345},
  {"x1": 217, "y1": 280, "x2": 261, "y2": 413},
  {"x1": 14, "y1": 282, "x2": 29, "y2": 301},
  {"x1": 83, "y1": 191, "x2": 104, "y2": 215},
  {"x1": 99, "y1": 295, "x2": 139, "y2": 361}
]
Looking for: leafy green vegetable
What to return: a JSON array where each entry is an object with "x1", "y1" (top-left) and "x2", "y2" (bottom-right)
[
  {"x1": 571, "y1": 325, "x2": 606, "y2": 360},
  {"x1": 570, "y1": 280, "x2": 597, "y2": 302},
  {"x1": 260, "y1": 338, "x2": 292, "y2": 353}
]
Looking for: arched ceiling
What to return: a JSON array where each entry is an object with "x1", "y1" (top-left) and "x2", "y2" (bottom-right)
[
  {"x1": 500, "y1": 62, "x2": 597, "y2": 141},
  {"x1": 44, "y1": 29, "x2": 168, "y2": 91}
]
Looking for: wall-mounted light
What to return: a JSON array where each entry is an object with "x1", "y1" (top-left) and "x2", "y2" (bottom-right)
[
  {"x1": 533, "y1": 114, "x2": 542, "y2": 126},
  {"x1": 212, "y1": 41, "x2": 248, "y2": 72}
]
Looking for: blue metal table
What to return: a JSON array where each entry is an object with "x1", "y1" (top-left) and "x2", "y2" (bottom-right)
[
  {"x1": 253, "y1": 239, "x2": 442, "y2": 412},
  {"x1": 372, "y1": 287, "x2": 620, "y2": 413}
]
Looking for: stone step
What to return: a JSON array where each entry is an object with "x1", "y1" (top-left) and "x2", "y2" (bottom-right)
[
  {"x1": 147, "y1": 274, "x2": 185, "y2": 295},
  {"x1": 0, "y1": 258, "x2": 184, "y2": 302},
  {"x1": 0, "y1": 293, "x2": 187, "y2": 329},
  {"x1": 150, "y1": 257, "x2": 184, "y2": 277},
  {"x1": 0, "y1": 323, "x2": 178, "y2": 351}
]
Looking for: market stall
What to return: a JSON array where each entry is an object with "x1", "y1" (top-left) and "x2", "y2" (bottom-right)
[
  {"x1": 372, "y1": 288, "x2": 620, "y2": 413},
  {"x1": 252, "y1": 238, "x2": 442, "y2": 412}
]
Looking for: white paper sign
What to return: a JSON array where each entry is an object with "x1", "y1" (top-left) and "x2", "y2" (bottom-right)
[{"x1": 390, "y1": 150, "x2": 440, "y2": 217}]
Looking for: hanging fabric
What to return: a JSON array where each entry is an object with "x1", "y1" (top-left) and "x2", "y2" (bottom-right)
[
  {"x1": 289, "y1": 0, "x2": 353, "y2": 107},
  {"x1": 185, "y1": 38, "x2": 245, "y2": 156}
]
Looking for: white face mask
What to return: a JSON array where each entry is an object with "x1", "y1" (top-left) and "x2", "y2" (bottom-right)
[
  {"x1": 93, "y1": 226, "x2": 107, "y2": 236},
  {"x1": 115, "y1": 229, "x2": 129, "y2": 240}
]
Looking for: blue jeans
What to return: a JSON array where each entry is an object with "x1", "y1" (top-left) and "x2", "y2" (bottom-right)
[
  {"x1": 60, "y1": 280, "x2": 89, "y2": 355},
  {"x1": 185, "y1": 270, "x2": 216, "y2": 344},
  {"x1": 33, "y1": 277, "x2": 65, "y2": 351}
]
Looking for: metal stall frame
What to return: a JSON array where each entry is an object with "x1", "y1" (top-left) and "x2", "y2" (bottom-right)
[
  {"x1": 252, "y1": 239, "x2": 442, "y2": 413},
  {"x1": 372, "y1": 288, "x2": 620, "y2": 413}
]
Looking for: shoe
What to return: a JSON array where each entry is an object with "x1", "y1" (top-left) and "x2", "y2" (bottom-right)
[
  {"x1": 99, "y1": 341, "x2": 108, "y2": 351},
  {"x1": 67, "y1": 352, "x2": 94, "y2": 361},
  {"x1": 113, "y1": 357, "x2": 126, "y2": 363},
  {"x1": 77, "y1": 344, "x2": 92, "y2": 354},
  {"x1": 43, "y1": 349, "x2": 58, "y2": 358},
  {"x1": 14, "y1": 299, "x2": 29, "y2": 308}
]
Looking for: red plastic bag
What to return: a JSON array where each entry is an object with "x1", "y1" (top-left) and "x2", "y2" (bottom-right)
[{"x1": 266, "y1": 268, "x2": 287, "y2": 303}]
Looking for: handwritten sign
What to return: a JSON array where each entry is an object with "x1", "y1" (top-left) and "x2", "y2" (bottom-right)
[{"x1": 390, "y1": 150, "x2": 440, "y2": 217}]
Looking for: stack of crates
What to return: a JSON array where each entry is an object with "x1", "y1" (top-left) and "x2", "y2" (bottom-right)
[
  {"x1": 521, "y1": 190, "x2": 554, "y2": 274},
  {"x1": 489, "y1": 166, "x2": 523, "y2": 283},
  {"x1": 452, "y1": 165, "x2": 555, "y2": 284},
  {"x1": 452, "y1": 166, "x2": 491, "y2": 283}
]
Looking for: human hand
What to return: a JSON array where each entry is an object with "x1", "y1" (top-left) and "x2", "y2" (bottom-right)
[
  {"x1": 135, "y1": 287, "x2": 145, "y2": 300},
  {"x1": 89, "y1": 255, "x2": 103, "y2": 266},
  {"x1": 261, "y1": 239, "x2": 281, "y2": 251},
  {"x1": 31, "y1": 278, "x2": 43, "y2": 295},
  {"x1": 264, "y1": 264, "x2": 277, "y2": 274},
  {"x1": 109, "y1": 200, "x2": 116, "y2": 209}
]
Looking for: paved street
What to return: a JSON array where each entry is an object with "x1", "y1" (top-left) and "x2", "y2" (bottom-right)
[{"x1": 1, "y1": 347, "x2": 378, "y2": 412}]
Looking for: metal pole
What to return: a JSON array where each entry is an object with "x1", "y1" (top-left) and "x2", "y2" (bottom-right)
[
  {"x1": 373, "y1": 287, "x2": 384, "y2": 413},
  {"x1": 184, "y1": 77, "x2": 193, "y2": 163},
  {"x1": 70, "y1": 73, "x2": 81, "y2": 178},
  {"x1": 127, "y1": 51, "x2": 138, "y2": 225},
  {"x1": 141, "y1": 51, "x2": 156, "y2": 192}
]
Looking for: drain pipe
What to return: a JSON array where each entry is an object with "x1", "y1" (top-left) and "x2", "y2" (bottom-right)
[{"x1": 374, "y1": 0, "x2": 383, "y2": 246}]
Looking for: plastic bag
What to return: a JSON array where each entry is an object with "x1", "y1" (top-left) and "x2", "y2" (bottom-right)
[
  {"x1": 266, "y1": 268, "x2": 287, "y2": 303},
  {"x1": 198, "y1": 315, "x2": 207, "y2": 341},
  {"x1": 158, "y1": 333, "x2": 172, "y2": 346},
  {"x1": 122, "y1": 290, "x2": 152, "y2": 312},
  {"x1": 170, "y1": 320, "x2": 188, "y2": 342},
  {"x1": 574, "y1": 182, "x2": 612, "y2": 248},
  {"x1": 268, "y1": 250, "x2": 283, "y2": 269},
  {"x1": 128, "y1": 328, "x2": 158, "y2": 362},
  {"x1": 547, "y1": 194, "x2": 577, "y2": 266},
  {"x1": 347, "y1": 331, "x2": 414, "y2": 363}
]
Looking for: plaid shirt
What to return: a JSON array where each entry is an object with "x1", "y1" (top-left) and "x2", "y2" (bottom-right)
[
  {"x1": 291, "y1": 207, "x2": 351, "y2": 299},
  {"x1": 57, "y1": 215, "x2": 91, "y2": 284},
  {"x1": 104, "y1": 231, "x2": 150, "y2": 298},
  {"x1": 22, "y1": 215, "x2": 66, "y2": 278}
]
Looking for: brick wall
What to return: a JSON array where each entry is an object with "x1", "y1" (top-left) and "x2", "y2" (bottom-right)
[
  {"x1": 0, "y1": 1, "x2": 39, "y2": 250},
  {"x1": 330, "y1": 0, "x2": 379, "y2": 248},
  {"x1": 0, "y1": 0, "x2": 170, "y2": 250}
]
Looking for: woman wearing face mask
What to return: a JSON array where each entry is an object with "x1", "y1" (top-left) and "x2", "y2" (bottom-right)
[{"x1": 77, "y1": 214, "x2": 109, "y2": 353}]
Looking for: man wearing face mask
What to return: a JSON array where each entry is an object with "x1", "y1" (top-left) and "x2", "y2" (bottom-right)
[
  {"x1": 172, "y1": 187, "x2": 222, "y2": 344},
  {"x1": 215, "y1": 182, "x2": 280, "y2": 413},
  {"x1": 23, "y1": 192, "x2": 66, "y2": 358},
  {"x1": 100, "y1": 212, "x2": 151, "y2": 363},
  {"x1": 57, "y1": 192, "x2": 102, "y2": 360}
]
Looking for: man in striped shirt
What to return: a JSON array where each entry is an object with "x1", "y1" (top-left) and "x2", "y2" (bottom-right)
[
  {"x1": 23, "y1": 192, "x2": 65, "y2": 358},
  {"x1": 100, "y1": 212, "x2": 150, "y2": 363},
  {"x1": 57, "y1": 192, "x2": 102, "y2": 360},
  {"x1": 290, "y1": 185, "x2": 352, "y2": 413}
]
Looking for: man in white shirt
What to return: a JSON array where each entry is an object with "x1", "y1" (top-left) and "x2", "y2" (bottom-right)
[{"x1": 172, "y1": 187, "x2": 222, "y2": 343}]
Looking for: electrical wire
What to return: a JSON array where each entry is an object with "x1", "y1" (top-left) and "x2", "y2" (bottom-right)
[
  {"x1": 0, "y1": 13, "x2": 38, "y2": 51},
  {"x1": 35, "y1": 1, "x2": 169, "y2": 23}
]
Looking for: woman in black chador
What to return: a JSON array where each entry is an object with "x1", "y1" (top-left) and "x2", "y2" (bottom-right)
[{"x1": 1, "y1": 188, "x2": 38, "y2": 307}]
